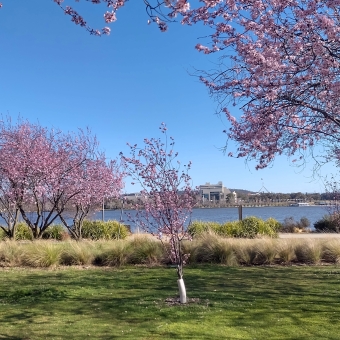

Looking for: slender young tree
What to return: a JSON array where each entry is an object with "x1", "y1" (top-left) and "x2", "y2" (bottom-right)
[{"x1": 121, "y1": 123, "x2": 198, "y2": 304}]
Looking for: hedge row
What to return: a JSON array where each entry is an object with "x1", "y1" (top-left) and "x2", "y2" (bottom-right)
[
  {"x1": 0, "y1": 220, "x2": 130, "y2": 241},
  {"x1": 188, "y1": 216, "x2": 281, "y2": 238}
]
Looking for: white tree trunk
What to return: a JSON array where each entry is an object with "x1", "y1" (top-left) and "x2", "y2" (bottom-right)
[{"x1": 177, "y1": 278, "x2": 187, "y2": 304}]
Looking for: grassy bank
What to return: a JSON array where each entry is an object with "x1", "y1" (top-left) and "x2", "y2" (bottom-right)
[{"x1": 0, "y1": 265, "x2": 340, "y2": 339}]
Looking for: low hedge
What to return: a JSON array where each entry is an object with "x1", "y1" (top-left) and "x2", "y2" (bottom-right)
[
  {"x1": 188, "y1": 216, "x2": 280, "y2": 238},
  {"x1": 81, "y1": 220, "x2": 130, "y2": 240},
  {"x1": 42, "y1": 225, "x2": 68, "y2": 240},
  {"x1": 0, "y1": 220, "x2": 130, "y2": 241},
  {"x1": 314, "y1": 215, "x2": 340, "y2": 233}
]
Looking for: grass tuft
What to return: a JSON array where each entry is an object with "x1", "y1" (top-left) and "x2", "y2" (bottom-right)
[
  {"x1": 21, "y1": 241, "x2": 62, "y2": 267},
  {"x1": 60, "y1": 240, "x2": 97, "y2": 265}
]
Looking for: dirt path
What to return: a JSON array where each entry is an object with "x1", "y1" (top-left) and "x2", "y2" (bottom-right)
[{"x1": 279, "y1": 233, "x2": 340, "y2": 238}]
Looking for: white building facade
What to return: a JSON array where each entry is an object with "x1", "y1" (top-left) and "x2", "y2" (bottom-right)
[{"x1": 199, "y1": 181, "x2": 231, "y2": 202}]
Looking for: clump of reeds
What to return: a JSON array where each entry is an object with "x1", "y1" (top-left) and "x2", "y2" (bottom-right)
[
  {"x1": 94, "y1": 240, "x2": 132, "y2": 266},
  {"x1": 276, "y1": 239, "x2": 297, "y2": 263},
  {"x1": 253, "y1": 238, "x2": 278, "y2": 265},
  {"x1": 192, "y1": 232, "x2": 238, "y2": 266},
  {"x1": 322, "y1": 240, "x2": 340, "y2": 263},
  {"x1": 60, "y1": 240, "x2": 98, "y2": 265},
  {"x1": 232, "y1": 239, "x2": 258, "y2": 265},
  {"x1": 20, "y1": 241, "x2": 62, "y2": 268},
  {"x1": 294, "y1": 239, "x2": 324, "y2": 264},
  {"x1": 0, "y1": 240, "x2": 22, "y2": 267},
  {"x1": 128, "y1": 235, "x2": 164, "y2": 265}
]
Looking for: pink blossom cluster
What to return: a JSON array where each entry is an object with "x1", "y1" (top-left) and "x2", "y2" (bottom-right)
[
  {"x1": 121, "y1": 123, "x2": 198, "y2": 279},
  {"x1": 47, "y1": 0, "x2": 190, "y2": 34},
  {"x1": 50, "y1": 0, "x2": 127, "y2": 35},
  {"x1": 0, "y1": 120, "x2": 124, "y2": 239},
  {"x1": 180, "y1": 0, "x2": 340, "y2": 168}
]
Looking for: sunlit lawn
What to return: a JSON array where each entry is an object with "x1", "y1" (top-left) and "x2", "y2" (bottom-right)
[{"x1": 1, "y1": 265, "x2": 340, "y2": 339}]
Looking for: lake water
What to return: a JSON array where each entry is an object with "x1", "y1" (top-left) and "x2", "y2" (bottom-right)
[{"x1": 92, "y1": 205, "x2": 331, "y2": 232}]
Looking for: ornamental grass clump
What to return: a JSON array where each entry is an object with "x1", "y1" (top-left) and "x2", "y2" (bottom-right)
[
  {"x1": 0, "y1": 241, "x2": 22, "y2": 267},
  {"x1": 193, "y1": 232, "x2": 238, "y2": 266},
  {"x1": 322, "y1": 240, "x2": 340, "y2": 263},
  {"x1": 60, "y1": 240, "x2": 97, "y2": 265},
  {"x1": 129, "y1": 236, "x2": 164, "y2": 265},
  {"x1": 94, "y1": 240, "x2": 132, "y2": 266},
  {"x1": 20, "y1": 241, "x2": 62, "y2": 268},
  {"x1": 276, "y1": 239, "x2": 297, "y2": 263},
  {"x1": 253, "y1": 239, "x2": 278, "y2": 265},
  {"x1": 294, "y1": 239, "x2": 324, "y2": 264},
  {"x1": 232, "y1": 239, "x2": 258, "y2": 265}
]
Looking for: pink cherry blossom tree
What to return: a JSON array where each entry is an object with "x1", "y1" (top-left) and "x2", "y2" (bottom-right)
[
  {"x1": 57, "y1": 158, "x2": 124, "y2": 239},
  {"x1": 0, "y1": 119, "x2": 124, "y2": 239},
  {"x1": 180, "y1": 0, "x2": 340, "y2": 169},
  {"x1": 121, "y1": 123, "x2": 198, "y2": 303},
  {"x1": 0, "y1": 174, "x2": 21, "y2": 239},
  {"x1": 3, "y1": 0, "x2": 338, "y2": 168}
]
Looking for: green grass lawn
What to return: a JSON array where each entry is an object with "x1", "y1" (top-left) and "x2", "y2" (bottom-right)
[{"x1": 1, "y1": 265, "x2": 340, "y2": 339}]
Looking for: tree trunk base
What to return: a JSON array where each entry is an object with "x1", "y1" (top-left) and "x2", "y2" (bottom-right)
[{"x1": 177, "y1": 278, "x2": 187, "y2": 304}]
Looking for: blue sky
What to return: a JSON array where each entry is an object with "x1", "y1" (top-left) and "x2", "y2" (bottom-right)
[{"x1": 0, "y1": 0, "x2": 336, "y2": 194}]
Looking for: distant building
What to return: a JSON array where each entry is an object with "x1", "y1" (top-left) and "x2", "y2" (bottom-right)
[
  {"x1": 123, "y1": 193, "x2": 143, "y2": 201},
  {"x1": 199, "y1": 181, "x2": 231, "y2": 202}
]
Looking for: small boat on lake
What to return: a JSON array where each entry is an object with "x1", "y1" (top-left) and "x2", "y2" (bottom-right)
[{"x1": 290, "y1": 202, "x2": 310, "y2": 207}]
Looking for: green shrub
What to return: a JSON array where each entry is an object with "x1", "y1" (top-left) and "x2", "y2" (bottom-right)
[
  {"x1": 0, "y1": 227, "x2": 7, "y2": 241},
  {"x1": 314, "y1": 215, "x2": 340, "y2": 233},
  {"x1": 280, "y1": 216, "x2": 311, "y2": 233},
  {"x1": 262, "y1": 218, "x2": 281, "y2": 236},
  {"x1": 219, "y1": 221, "x2": 241, "y2": 237},
  {"x1": 237, "y1": 216, "x2": 279, "y2": 238},
  {"x1": 42, "y1": 225, "x2": 66, "y2": 240},
  {"x1": 189, "y1": 217, "x2": 280, "y2": 238},
  {"x1": 188, "y1": 221, "x2": 220, "y2": 237},
  {"x1": 15, "y1": 222, "x2": 33, "y2": 241},
  {"x1": 81, "y1": 220, "x2": 130, "y2": 240}
]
